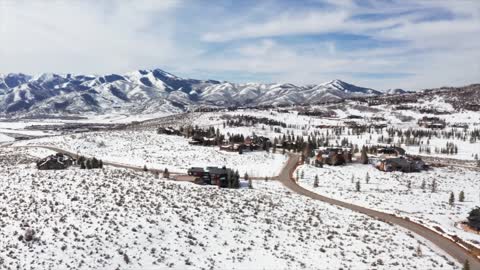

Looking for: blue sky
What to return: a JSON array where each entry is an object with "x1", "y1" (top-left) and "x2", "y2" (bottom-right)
[{"x1": 0, "y1": 0, "x2": 479, "y2": 90}]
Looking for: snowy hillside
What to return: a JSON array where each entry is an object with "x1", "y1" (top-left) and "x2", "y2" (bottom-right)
[{"x1": 0, "y1": 148, "x2": 459, "y2": 269}]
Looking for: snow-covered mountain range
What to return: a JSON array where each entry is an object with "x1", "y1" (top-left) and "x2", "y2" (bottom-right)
[{"x1": 0, "y1": 69, "x2": 388, "y2": 116}]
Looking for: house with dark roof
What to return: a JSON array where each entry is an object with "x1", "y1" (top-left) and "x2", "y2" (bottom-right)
[
  {"x1": 36, "y1": 153, "x2": 75, "y2": 170},
  {"x1": 378, "y1": 146, "x2": 406, "y2": 156},
  {"x1": 418, "y1": 116, "x2": 446, "y2": 129},
  {"x1": 315, "y1": 147, "x2": 351, "y2": 166},
  {"x1": 375, "y1": 156, "x2": 426, "y2": 173},
  {"x1": 187, "y1": 166, "x2": 229, "y2": 187}
]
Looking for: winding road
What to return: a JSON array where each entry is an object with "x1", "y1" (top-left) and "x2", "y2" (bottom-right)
[
  {"x1": 278, "y1": 154, "x2": 480, "y2": 269},
  {"x1": 7, "y1": 144, "x2": 480, "y2": 268}
]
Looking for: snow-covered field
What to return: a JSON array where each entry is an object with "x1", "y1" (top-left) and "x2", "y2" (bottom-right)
[
  {"x1": 0, "y1": 132, "x2": 14, "y2": 143},
  {"x1": 296, "y1": 163, "x2": 480, "y2": 249},
  {"x1": 2, "y1": 101, "x2": 479, "y2": 269},
  {"x1": 0, "y1": 148, "x2": 459, "y2": 269},
  {"x1": 15, "y1": 130, "x2": 287, "y2": 177}
]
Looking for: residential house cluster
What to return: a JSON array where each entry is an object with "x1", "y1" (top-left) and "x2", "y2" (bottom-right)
[{"x1": 219, "y1": 135, "x2": 270, "y2": 153}]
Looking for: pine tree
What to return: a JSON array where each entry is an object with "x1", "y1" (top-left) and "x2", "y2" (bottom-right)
[
  {"x1": 431, "y1": 179, "x2": 437, "y2": 193},
  {"x1": 356, "y1": 180, "x2": 361, "y2": 192},
  {"x1": 421, "y1": 180, "x2": 426, "y2": 190},
  {"x1": 143, "y1": 165, "x2": 148, "y2": 172},
  {"x1": 449, "y1": 192, "x2": 455, "y2": 206},
  {"x1": 91, "y1": 157, "x2": 99, "y2": 168},
  {"x1": 233, "y1": 170, "x2": 240, "y2": 188},
  {"x1": 301, "y1": 170, "x2": 305, "y2": 179},
  {"x1": 365, "y1": 172, "x2": 370, "y2": 184},
  {"x1": 459, "y1": 191, "x2": 465, "y2": 202},
  {"x1": 80, "y1": 161, "x2": 86, "y2": 169},
  {"x1": 245, "y1": 173, "x2": 252, "y2": 189},
  {"x1": 163, "y1": 168, "x2": 170, "y2": 179},
  {"x1": 416, "y1": 245, "x2": 423, "y2": 257},
  {"x1": 360, "y1": 146, "x2": 369, "y2": 164},
  {"x1": 86, "y1": 159, "x2": 92, "y2": 169},
  {"x1": 296, "y1": 170, "x2": 300, "y2": 181},
  {"x1": 314, "y1": 175, "x2": 319, "y2": 188},
  {"x1": 98, "y1": 160, "x2": 103, "y2": 168}
]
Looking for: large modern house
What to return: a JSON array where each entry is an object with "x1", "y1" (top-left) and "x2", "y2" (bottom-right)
[{"x1": 187, "y1": 166, "x2": 229, "y2": 187}]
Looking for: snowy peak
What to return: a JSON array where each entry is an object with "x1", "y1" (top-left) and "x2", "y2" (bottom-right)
[
  {"x1": 384, "y1": 88, "x2": 410, "y2": 95},
  {"x1": 0, "y1": 69, "x2": 390, "y2": 116},
  {"x1": 319, "y1": 79, "x2": 382, "y2": 95},
  {"x1": 0, "y1": 73, "x2": 32, "y2": 90}
]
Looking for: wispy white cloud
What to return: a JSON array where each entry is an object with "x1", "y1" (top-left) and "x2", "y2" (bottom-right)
[
  {"x1": 0, "y1": 0, "x2": 479, "y2": 90},
  {"x1": 0, "y1": 0, "x2": 181, "y2": 74}
]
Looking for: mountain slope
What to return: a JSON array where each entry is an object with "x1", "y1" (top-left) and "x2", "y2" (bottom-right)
[{"x1": 0, "y1": 70, "x2": 383, "y2": 116}]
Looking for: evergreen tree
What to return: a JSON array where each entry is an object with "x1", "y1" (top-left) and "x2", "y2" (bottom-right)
[
  {"x1": 143, "y1": 165, "x2": 148, "y2": 172},
  {"x1": 360, "y1": 146, "x2": 369, "y2": 164},
  {"x1": 459, "y1": 191, "x2": 465, "y2": 202},
  {"x1": 416, "y1": 245, "x2": 423, "y2": 257},
  {"x1": 234, "y1": 170, "x2": 240, "y2": 188},
  {"x1": 407, "y1": 180, "x2": 411, "y2": 190},
  {"x1": 421, "y1": 180, "x2": 426, "y2": 190},
  {"x1": 91, "y1": 157, "x2": 99, "y2": 168},
  {"x1": 314, "y1": 175, "x2": 319, "y2": 188},
  {"x1": 301, "y1": 170, "x2": 305, "y2": 179},
  {"x1": 98, "y1": 160, "x2": 103, "y2": 169},
  {"x1": 227, "y1": 170, "x2": 233, "y2": 188},
  {"x1": 431, "y1": 179, "x2": 437, "y2": 193},
  {"x1": 449, "y1": 192, "x2": 455, "y2": 206},
  {"x1": 356, "y1": 180, "x2": 361, "y2": 192},
  {"x1": 365, "y1": 172, "x2": 370, "y2": 184},
  {"x1": 245, "y1": 173, "x2": 252, "y2": 189},
  {"x1": 163, "y1": 168, "x2": 170, "y2": 179},
  {"x1": 86, "y1": 159, "x2": 92, "y2": 169},
  {"x1": 80, "y1": 161, "x2": 86, "y2": 169}
]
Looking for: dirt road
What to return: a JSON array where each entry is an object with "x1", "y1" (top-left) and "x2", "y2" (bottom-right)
[{"x1": 278, "y1": 154, "x2": 480, "y2": 269}]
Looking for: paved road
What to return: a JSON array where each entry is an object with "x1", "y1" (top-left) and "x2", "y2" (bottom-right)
[{"x1": 278, "y1": 154, "x2": 480, "y2": 269}]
